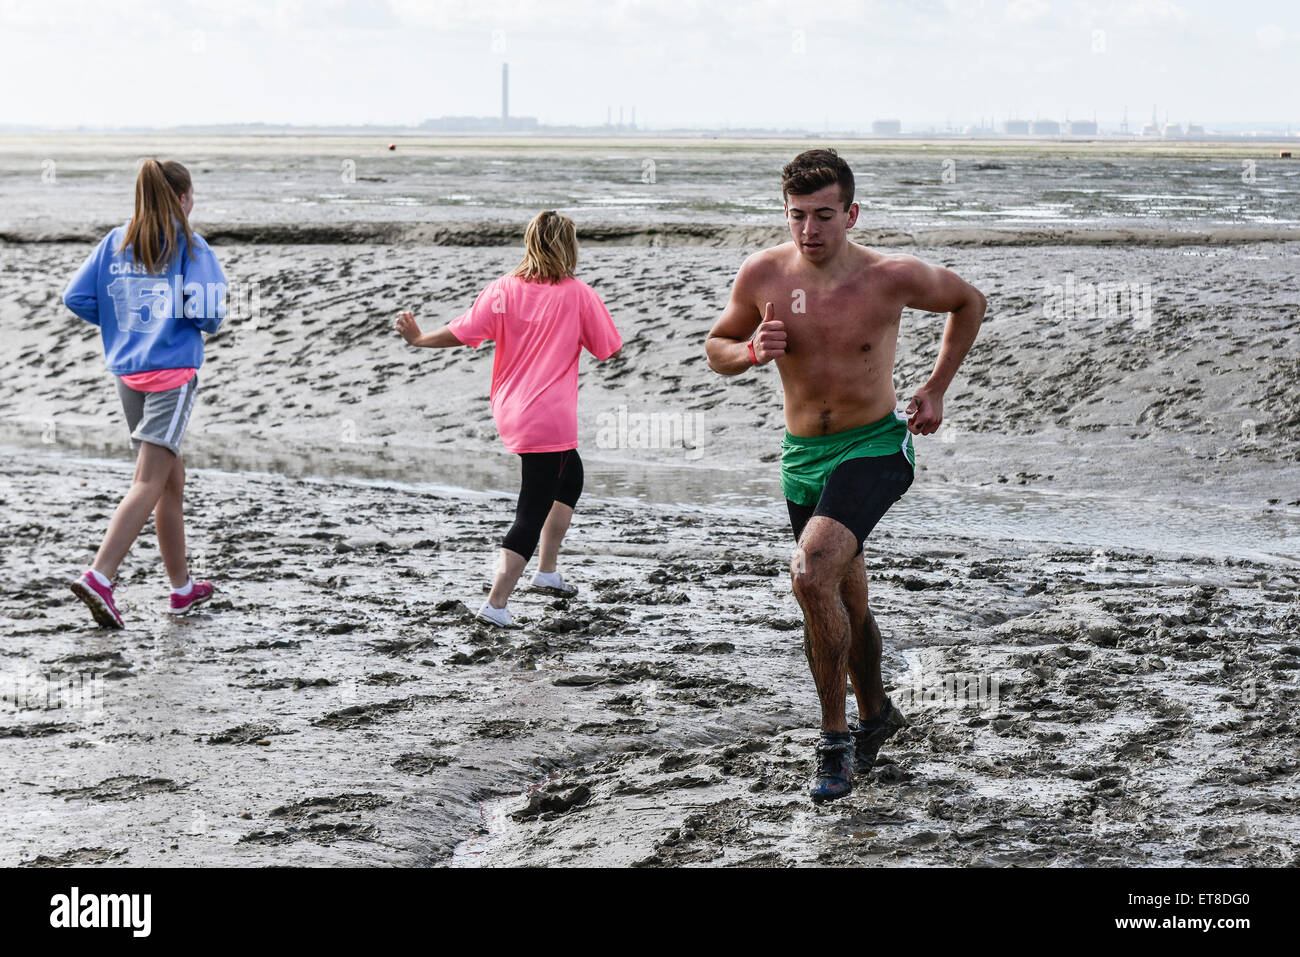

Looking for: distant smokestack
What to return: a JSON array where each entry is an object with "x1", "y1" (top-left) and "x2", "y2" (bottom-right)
[{"x1": 502, "y1": 63, "x2": 509, "y2": 127}]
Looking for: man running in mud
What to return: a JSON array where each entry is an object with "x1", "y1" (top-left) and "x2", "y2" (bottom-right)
[{"x1": 705, "y1": 149, "x2": 986, "y2": 802}]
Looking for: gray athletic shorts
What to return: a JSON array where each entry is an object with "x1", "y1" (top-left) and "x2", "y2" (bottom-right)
[{"x1": 115, "y1": 374, "x2": 198, "y2": 456}]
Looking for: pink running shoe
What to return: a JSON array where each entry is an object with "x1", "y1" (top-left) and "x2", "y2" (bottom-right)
[
  {"x1": 70, "y1": 571, "x2": 124, "y2": 629},
  {"x1": 168, "y1": 580, "x2": 214, "y2": 616}
]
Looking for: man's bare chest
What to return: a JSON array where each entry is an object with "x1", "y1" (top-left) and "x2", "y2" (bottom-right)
[{"x1": 756, "y1": 280, "x2": 901, "y2": 354}]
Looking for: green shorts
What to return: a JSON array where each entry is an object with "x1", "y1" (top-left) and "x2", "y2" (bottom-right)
[{"x1": 781, "y1": 411, "x2": 915, "y2": 508}]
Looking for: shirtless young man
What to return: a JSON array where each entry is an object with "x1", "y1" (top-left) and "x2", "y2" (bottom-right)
[{"x1": 705, "y1": 149, "x2": 986, "y2": 803}]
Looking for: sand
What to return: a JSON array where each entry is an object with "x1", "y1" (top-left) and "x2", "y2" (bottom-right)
[
  {"x1": 3, "y1": 241, "x2": 1297, "y2": 512},
  {"x1": 2, "y1": 137, "x2": 1298, "y2": 867}
]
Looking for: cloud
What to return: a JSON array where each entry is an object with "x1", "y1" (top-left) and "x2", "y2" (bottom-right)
[
  {"x1": 1255, "y1": 23, "x2": 1292, "y2": 49},
  {"x1": 945, "y1": 0, "x2": 990, "y2": 19},
  {"x1": 1005, "y1": 0, "x2": 1050, "y2": 23},
  {"x1": 1108, "y1": 0, "x2": 1187, "y2": 28}
]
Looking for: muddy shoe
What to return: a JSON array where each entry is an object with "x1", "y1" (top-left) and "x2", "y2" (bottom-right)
[
  {"x1": 475, "y1": 601, "x2": 517, "y2": 628},
  {"x1": 853, "y1": 696, "x2": 908, "y2": 772},
  {"x1": 810, "y1": 731, "x2": 854, "y2": 804},
  {"x1": 168, "y1": 580, "x2": 214, "y2": 616},
  {"x1": 71, "y1": 570, "x2": 124, "y2": 629},
  {"x1": 530, "y1": 570, "x2": 577, "y2": 597}
]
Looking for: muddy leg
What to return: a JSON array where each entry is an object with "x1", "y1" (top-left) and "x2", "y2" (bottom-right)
[
  {"x1": 842, "y1": 556, "x2": 886, "y2": 722},
  {"x1": 791, "y1": 517, "x2": 860, "y2": 733}
]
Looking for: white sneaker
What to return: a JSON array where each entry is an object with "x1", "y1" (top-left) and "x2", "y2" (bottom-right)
[
  {"x1": 476, "y1": 600, "x2": 515, "y2": 628},
  {"x1": 531, "y1": 570, "x2": 578, "y2": 597}
]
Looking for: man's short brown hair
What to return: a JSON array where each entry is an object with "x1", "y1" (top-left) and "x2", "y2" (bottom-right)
[{"x1": 781, "y1": 148, "x2": 854, "y2": 210}]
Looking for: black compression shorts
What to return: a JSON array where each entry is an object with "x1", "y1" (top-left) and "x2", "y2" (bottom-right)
[
  {"x1": 787, "y1": 451, "x2": 913, "y2": 556},
  {"x1": 502, "y1": 449, "x2": 584, "y2": 560}
]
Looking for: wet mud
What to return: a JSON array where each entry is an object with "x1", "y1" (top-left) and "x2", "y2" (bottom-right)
[{"x1": 2, "y1": 455, "x2": 1297, "y2": 867}]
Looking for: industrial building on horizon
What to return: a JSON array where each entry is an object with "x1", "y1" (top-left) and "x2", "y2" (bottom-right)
[
  {"x1": 869, "y1": 108, "x2": 1221, "y2": 139},
  {"x1": 414, "y1": 68, "x2": 1290, "y2": 139},
  {"x1": 422, "y1": 62, "x2": 539, "y2": 132}
]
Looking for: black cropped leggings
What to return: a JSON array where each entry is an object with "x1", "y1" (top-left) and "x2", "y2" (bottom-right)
[{"x1": 502, "y1": 449, "x2": 584, "y2": 561}]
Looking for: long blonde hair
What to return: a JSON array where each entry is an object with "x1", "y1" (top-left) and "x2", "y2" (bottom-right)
[
  {"x1": 511, "y1": 210, "x2": 577, "y2": 284},
  {"x1": 119, "y1": 158, "x2": 194, "y2": 274}
]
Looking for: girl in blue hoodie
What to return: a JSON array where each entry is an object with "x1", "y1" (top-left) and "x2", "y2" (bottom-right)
[{"x1": 63, "y1": 158, "x2": 226, "y2": 628}]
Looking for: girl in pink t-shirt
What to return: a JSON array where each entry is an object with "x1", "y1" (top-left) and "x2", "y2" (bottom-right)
[{"x1": 395, "y1": 210, "x2": 622, "y2": 627}]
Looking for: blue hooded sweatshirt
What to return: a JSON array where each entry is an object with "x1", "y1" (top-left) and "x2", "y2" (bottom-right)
[{"x1": 63, "y1": 222, "x2": 227, "y2": 375}]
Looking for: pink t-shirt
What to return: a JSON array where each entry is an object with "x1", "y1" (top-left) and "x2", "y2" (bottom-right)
[{"x1": 448, "y1": 275, "x2": 622, "y2": 454}]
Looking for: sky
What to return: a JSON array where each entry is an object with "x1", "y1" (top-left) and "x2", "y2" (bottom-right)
[{"x1": 1, "y1": 0, "x2": 1296, "y2": 130}]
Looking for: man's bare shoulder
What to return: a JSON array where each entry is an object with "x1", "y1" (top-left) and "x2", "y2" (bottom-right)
[
  {"x1": 739, "y1": 242, "x2": 798, "y2": 278},
  {"x1": 860, "y1": 249, "x2": 934, "y2": 288}
]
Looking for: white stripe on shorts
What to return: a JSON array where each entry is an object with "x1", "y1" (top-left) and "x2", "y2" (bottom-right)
[
  {"x1": 164, "y1": 379, "x2": 193, "y2": 448},
  {"x1": 174, "y1": 381, "x2": 197, "y2": 445}
]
